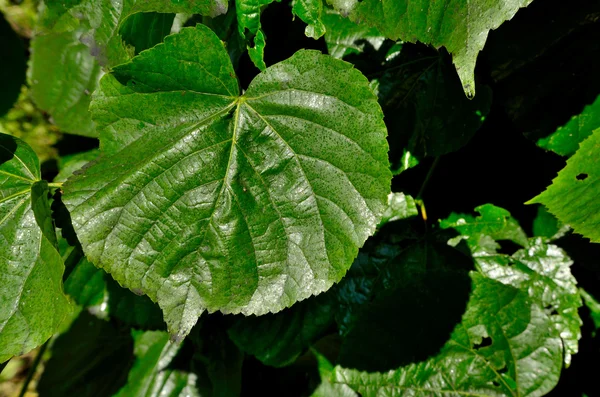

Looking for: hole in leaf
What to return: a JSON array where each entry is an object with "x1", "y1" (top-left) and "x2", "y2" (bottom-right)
[
  {"x1": 473, "y1": 336, "x2": 492, "y2": 349},
  {"x1": 545, "y1": 305, "x2": 559, "y2": 316},
  {"x1": 576, "y1": 173, "x2": 588, "y2": 180},
  {"x1": 497, "y1": 240, "x2": 522, "y2": 256}
]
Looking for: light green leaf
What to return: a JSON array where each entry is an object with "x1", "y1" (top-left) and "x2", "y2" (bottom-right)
[
  {"x1": 528, "y1": 128, "x2": 600, "y2": 243},
  {"x1": 318, "y1": 273, "x2": 563, "y2": 397},
  {"x1": 327, "y1": 0, "x2": 533, "y2": 97},
  {"x1": 0, "y1": 12, "x2": 26, "y2": 117},
  {"x1": 440, "y1": 203, "x2": 529, "y2": 254},
  {"x1": 63, "y1": 25, "x2": 391, "y2": 340},
  {"x1": 442, "y1": 206, "x2": 582, "y2": 366},
  {"x1": 537, "y1": 94, "x2": 600, "y2": 156},
  {"x1": 28, "y1": 30, "x2": 101, "y2": 137},
  {"x1": 379, "y1": 192, "x2": 418, "y2": 227},
  {"x1": 228, "y1": 293, "x2": 334, "y2": 367},
  {"x1": 322, "y1": 8, "x2": 385, "y2": 59},
  {"x1": 236, "y1": 0, "x2": 275, "y2": 70},
  {"x1": 0, "y1": 134, "x2": 73, "y2": 363},
  {"x1": 293, "y1": 0, "x2": 326, "y2": 39}
]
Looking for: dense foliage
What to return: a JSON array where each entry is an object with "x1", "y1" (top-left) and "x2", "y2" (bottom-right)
[{"x1": 1, "y1": 0, "x2": 599, "y2": 396}]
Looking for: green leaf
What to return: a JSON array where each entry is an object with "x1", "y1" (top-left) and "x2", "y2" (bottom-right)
[
  {"x1": 580, "y1": 289, "x2": 600, "y2": 331},
  {"x1": 40, "y1": 0, "x2": 228, "y2": 67},
  {"x1": 37, "y1": 311, "x2": 134, "y2": 397},
  {"x1": 114, "y1": 331, "x2": 191, "y2": 397},
  {"x1": 292, "y1": 0, "x2": 326, "y2": 39},
  {"x1": 28, "y1": 31, "x2": 101, "y2": 137},
  {"x1": 327, "y1": 0, "x2": 533, "y2": 97},
  {"x1": 236, "y1": 0, "x2": 275, "y2": 70},
  {"x1": 228, "y1": 293, "x2": 334, "y2": 367},
  {"x1": 63, "y1": 25, "x2": 391, "y2": 340},
  {"x1": 119, "y1": 12, "x2": 176, "y2": 56},
  {"x1": 318, "y1": 272, "x2": 563, "y2": 397},
  {"x1": 377, "y1": 46, "x2": 492, "y2": 159},
  {"x1": 201, "y1": 5, "x2": 246, "y2": 69},
  {"x1": 322, "y1": 8, "x2": 385, "y2": 59},
  {"x1": 532, "y1": 205, "x2": 569, "y2": 242},
  {"x1": 440, "y1": 203, "x2": 529, "y2": 254},
  {"x1": 64, "y1": 256, "x2": 106, "y2": 308},
  {"x1": 55, "y1": 149, "x2": 100, "y2": 183},
  {"x1": 0, "y1": 134, "x2": 72, "y2": 363},
  {"x1": 106, "y1": 277, "x2": 165, "y2": 329},
  {"x1": 442, "y1": 206, "x2": 582, "y2": 366},
  {"x1": 528, "y1": 128, "x2": 600, "y2": 243},
  {"x1": 537, "y1": 94, "x2": 600, "y2": 156},
  {"x1": 0, "y1": 12, "x2": 26, "y2": 117},
  {"x1": 378, "y1": 192, "x2": 417, "y2": 227},
  {"x1": 335, "y1": 241, "x2": 472, "y2": 372}
]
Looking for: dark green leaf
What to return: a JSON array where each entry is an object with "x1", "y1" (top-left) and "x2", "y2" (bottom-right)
[
  {"x1": 37, "y1": 311, "x2": 134, "y2": 397},
  {"x1": 528, "y1": 128, "x2": 600, "y2": 243},
  {"x1": 581, "y1": 289, "x2": 600, "y2": 331},
  {"x1": 55, "y1": 149, "x2": 100, "y2": 183},
  {"x1": 63, "y1": 25, "x2": 391, "y2": 340},
  {"x1": 64, "y1": 256, "x2": 106, "y2": 309},
  {"x1": 318, "y1": 273, "x2": 563, "y2": 397},
  {"x1": 0, "y1": 12, "x2": 26, "y2": 117},
  {"x1": 537, "y1": 94, "x2": 600, "y2": 156},
  {"x1": 106, "y1": 277, "x2": 165, "y2": 330},
  {"x1": 377, "y1": 46, "x2": 492, "y2": 159},
  {"x1": 327, "y1": 0, "x2": 534, "y2": 97},
  {"x1": 235, "y1": 0, "x2": 275, "y2": 70},
  {"x1": 120, "y1": 13, "x2": 176, "y2": 55},
  {"x1": 228, "y1": 293, "x2": 334, "y2": 367},
  {"x1": 336, "y1": 241, "x2": 472, "y2": 372},
  {"x1": 0, "y1": 134, "x2": 72, "y2": 363},
  {"x1": 28, "y1": 31, "x2": 101, "y2": 137},
  {"x1": 532, "y1": 205, "x2": 569, "y2": 242}
]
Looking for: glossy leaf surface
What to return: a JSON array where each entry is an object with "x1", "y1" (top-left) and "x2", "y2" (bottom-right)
[
  {"x1": 63, "y1": 25, "x2": 391, "y2": 340},
  {"x1": 292, "y1": 0, "x2": 326, "y2": 39},
  {"x1": 0, "y1": 134, "x2": 72, "y2": 363},
  {"x1": 322, "y1": 9, "x2": 385, "y2": 60},
  {"x1": 327, "y1": 0, "x2": 533, "y2": 97},
  {"x1": 528, "y1": 128, "x2": 600, "y2": 243},
  {"x1": 318, "y1": 273, "x2": 563, "y2": 397}
]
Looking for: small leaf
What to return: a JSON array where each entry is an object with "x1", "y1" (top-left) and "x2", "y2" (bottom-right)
[
  {"x1": 327, "y1": 0, "x2": 534, "y2": 97},
  {"x1": 292, "y1": 0, "x2": 326, "y2": 39},
  {"x1": 537, "y1": 94, "x2": 600, "y2": 156},
  {"x1": 0, "y1": 134, "x2": 72, "y2": 363},
  {"x1": 440, "y1": 203, "x2": 529, "y2": 253},
  {"x1": 63, "y1": 25, "x2": 391, "y2": 340},
  {"x1": 228, "y1": 293, "x2": 334, "y2": 367},
  {"x1": 318, "y1": 273, "x2": 563, "y2": 397},
  {"x1": 532, "y1": 205, "x2": 570, "y2": 242},
  {"x1": 528, "y1": 128, "x2": 600, "y2": 243},
  {"x1": 236, "y1": 0, "x2": 276, "y2": 70},
  {"x1": 378, "y1": 192, "x2": 417, "y2": 227},
  {"x1": 580, "y1": 289, "x2": 600, "y2": 331}
]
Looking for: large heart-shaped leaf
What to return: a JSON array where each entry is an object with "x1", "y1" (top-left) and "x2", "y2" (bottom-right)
[
  {"x1": 0, "y1": 134, "x2": 72, "y2": 363},
  {"x1": 63, "y1": 25, "x2": 391, "y2": 340}
]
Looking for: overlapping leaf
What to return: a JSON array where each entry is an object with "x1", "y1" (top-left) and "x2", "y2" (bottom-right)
[
  {"x1": 63, "y1": 25, "x2": 391, "y2": 340},
  {"x1": 528, "y1": 128, "x2": 600, "y2": 243},
  {"x1": 327, "y1": 0, "x2": 534, "y2": 97},
  {"x1": 0, "y1": 134, "x2": 72, "y2": 363},
  {"x1": 317, "y1": 273, "x2": 563, "y2": 397},
  {"x1": 442, "y1": 204, "x2": 582, "y2": 365},
  {"x1": 321, "y1": 9, "x2": 385, "y2": 60}
]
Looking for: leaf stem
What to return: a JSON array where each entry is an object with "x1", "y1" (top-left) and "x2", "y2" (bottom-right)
[
  {"x1": 18, "y1": 340, "x2": 49, "y2": 397},
  {"x1": 417, "y1": 156, "x2": 440, "y2": 200},
  {"x1": 47, "y1": 182, "x2": 63, "y2": 188}
]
